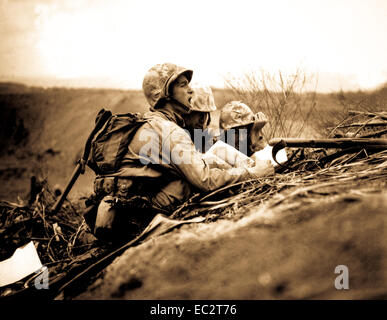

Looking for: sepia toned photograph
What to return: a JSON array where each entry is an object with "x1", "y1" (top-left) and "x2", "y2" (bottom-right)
[{"x1": 0, "y1": 0, "x2": 386, "y2": 307}]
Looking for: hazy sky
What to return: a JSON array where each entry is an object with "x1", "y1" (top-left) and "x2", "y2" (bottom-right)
[{"x1": 0, "y1": 0, "x2": 386, "y2": 91}]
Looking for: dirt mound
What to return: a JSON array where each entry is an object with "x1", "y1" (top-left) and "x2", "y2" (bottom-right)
[{"x1": 77, "y1": 192, "x2": 387, "y2": 299}]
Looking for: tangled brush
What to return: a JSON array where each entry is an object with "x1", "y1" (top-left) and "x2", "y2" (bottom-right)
[
  {"x1": 0, "y1": 179, "x2": 100, "y2": 297},
  {"x1": 171, "y1": 110, "x2": 387, "y2": 221}
]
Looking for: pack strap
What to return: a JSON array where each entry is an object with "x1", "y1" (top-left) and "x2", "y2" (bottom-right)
[{"x1": 79, "y1": 109, "x2": 112, "y2": 173}]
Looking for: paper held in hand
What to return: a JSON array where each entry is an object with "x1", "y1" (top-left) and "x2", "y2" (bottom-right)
[
  {"x1": 252, "y1": 144, "x2": 288, "y2": 166},
  {"x1": 205, "y1": 140, "x2": 255, "y2": 168}
]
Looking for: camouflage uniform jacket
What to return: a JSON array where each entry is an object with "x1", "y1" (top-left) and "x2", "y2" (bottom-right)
[{"x1": 119, "y1": 103, "x2": 255, "y2": 194}]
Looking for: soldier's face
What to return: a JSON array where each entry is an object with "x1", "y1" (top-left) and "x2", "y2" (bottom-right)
[
  {"x1": 171, "y1": 75, "x2": 193, "y2": 108},
  {"x1": 225, "y1": 124, "x2": 265, "y2": 156},
  {"x1": 249, "y1": 122, "x2": 266, "y2": 153}
]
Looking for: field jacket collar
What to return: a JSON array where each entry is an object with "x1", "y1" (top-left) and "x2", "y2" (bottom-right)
[{"x1": 148, "y1": 102, "x2": 186, "y2": 128}]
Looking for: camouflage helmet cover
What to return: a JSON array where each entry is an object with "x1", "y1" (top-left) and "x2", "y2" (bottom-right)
[
  {"x1": 219, "y1": 101, "x2": 267, "y2": 130},
  {"x1": 190, "y1": 85, "x2": 217, "y2": 112},
  {"x1": 142, "y1": 62, "x2": 193, "y2": 110}
]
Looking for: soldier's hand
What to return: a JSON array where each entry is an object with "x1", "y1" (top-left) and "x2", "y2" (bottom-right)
[{"x1": 247, "y1": 159, "x2": 275, "y2": 178}]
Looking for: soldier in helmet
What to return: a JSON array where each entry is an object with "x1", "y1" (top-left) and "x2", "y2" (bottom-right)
[
  {"x1": 182, "y1": 85, "x2": 217, "y2": 152},
  {"x1": 93, "y1": 63, "x2": 274, "y2": 242},
  {"x1": 219, "y1": 101, "x2": 268, "y2": 156},
  {"x1": 184, "y1": 85, "x2": 216, "y2": 131}
]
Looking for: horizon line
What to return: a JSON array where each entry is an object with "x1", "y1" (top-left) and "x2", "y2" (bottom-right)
[{"x1": 1, "y1": 75, "x2": 385, "y2": 94}]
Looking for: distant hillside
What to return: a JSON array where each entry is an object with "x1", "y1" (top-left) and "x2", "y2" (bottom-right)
[
  {"x1": 0, "y1": 82, "x2": 33, "y2": 94},
  {"x1": 0, "y1": 86, "x2": 150, "y2": 201}
]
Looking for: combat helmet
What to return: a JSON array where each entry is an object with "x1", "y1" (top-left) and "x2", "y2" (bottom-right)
[
  {"x1": 190, "y1": 85, "x2": 217, "y2": 112},
  {"x1": 219, "y1": 101, "x2": 267, "y2": 131},
  {"x1": 142, "y1": 63, "x2": 193, "y2": 110}
]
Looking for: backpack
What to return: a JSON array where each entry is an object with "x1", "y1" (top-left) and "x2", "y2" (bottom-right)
[{"x1": 88, "y1": 109, "x2": 146, "y2": 175}]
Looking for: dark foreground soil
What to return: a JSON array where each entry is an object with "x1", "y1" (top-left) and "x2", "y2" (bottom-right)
[{"x1": 77, "y1": 191, "x2": 387, "y2": 300}]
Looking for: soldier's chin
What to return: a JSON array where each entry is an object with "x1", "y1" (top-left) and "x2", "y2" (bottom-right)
[{"x1": 250, "y1": 145, "x2": 264, "y2": 153}]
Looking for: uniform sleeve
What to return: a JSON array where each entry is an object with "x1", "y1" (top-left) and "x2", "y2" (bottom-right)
[
  {"x1": 202, "y1": 153, "x2": 233, "y2": 170},
  {"x1": 163, "y1": 126, "x2": 254, "y2": 192}
]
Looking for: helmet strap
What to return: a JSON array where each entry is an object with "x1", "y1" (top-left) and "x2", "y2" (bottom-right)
[{"x1": 206, "y1": 113, "x2": 211, "y2": 127}]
